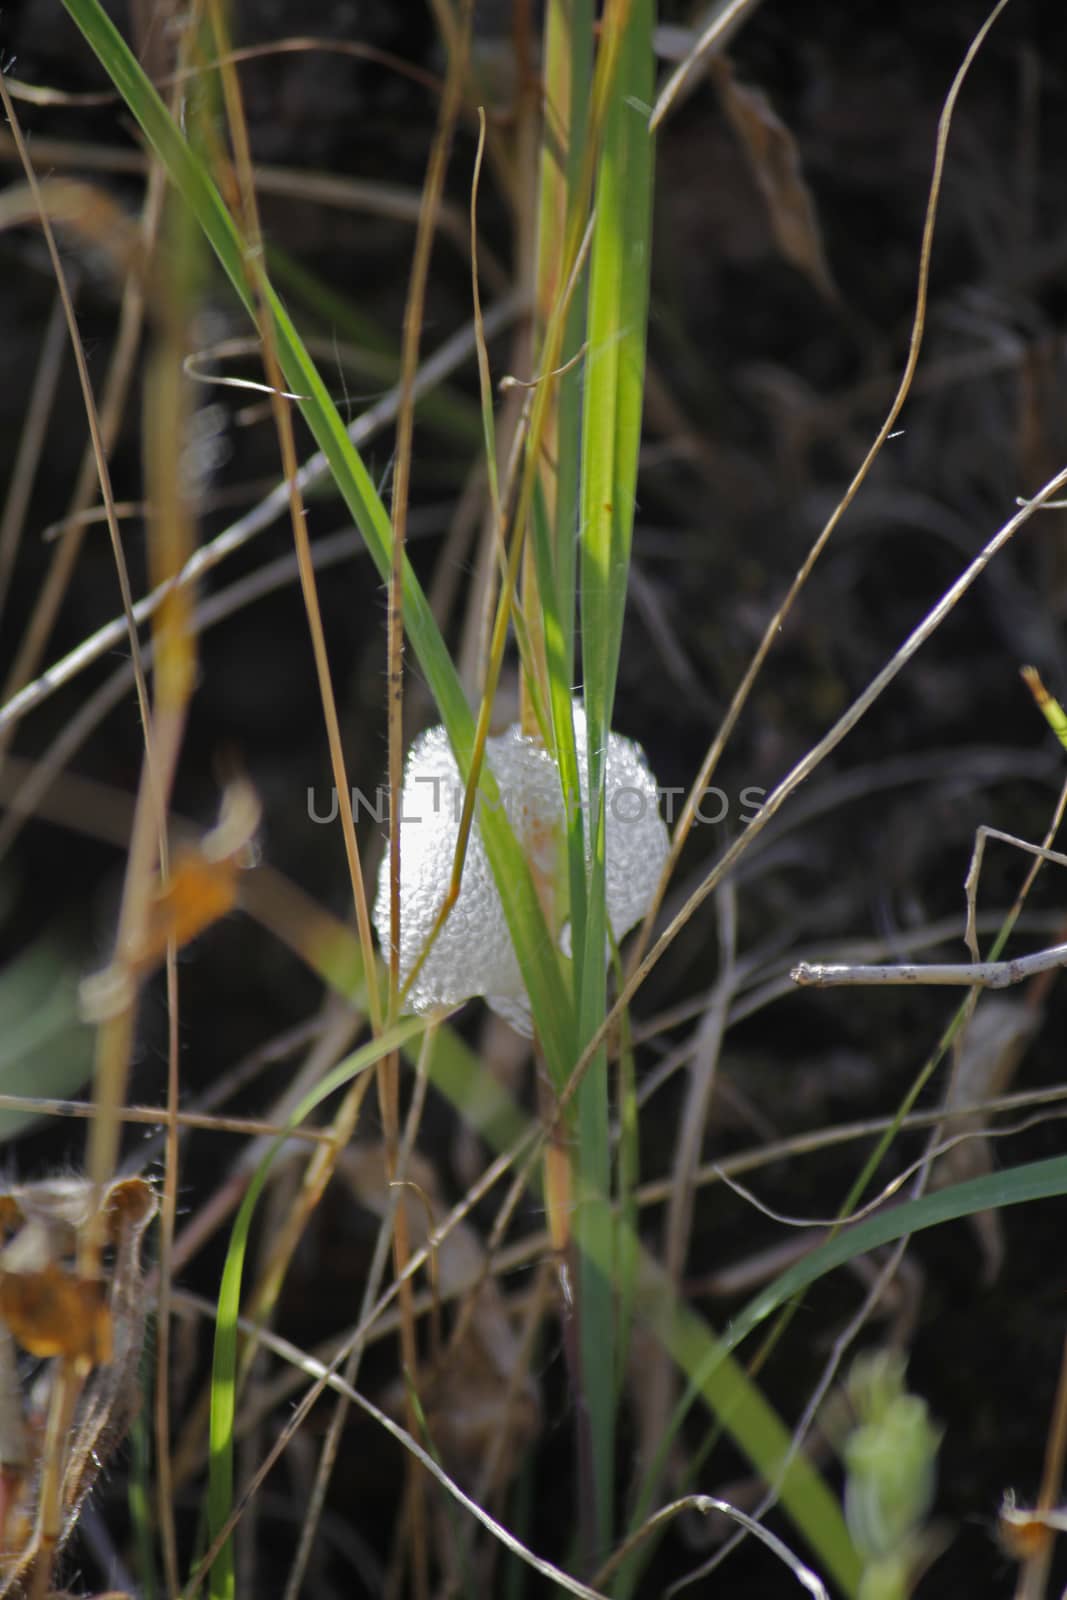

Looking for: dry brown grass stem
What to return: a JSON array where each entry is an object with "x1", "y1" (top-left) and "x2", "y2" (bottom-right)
[
  {"x1": 0, "y1": 291, "x2": 67, "y2": 621},
  {"x1": 5, "y1": 35, "x2": 443, "y2": 108},
  {"x1": 0, "y1": 80, "x2": 174, "y2": 1313},
  {"x1": 565, "y1": 22, "x2": 1050, "y2": 1165},
  {"x1": 628, "y1": 0, "x2": 1015, "y2": 984},
  {"x1": 0, "y1": 127, "x2": 509, "y2": 294},
  {"x1": 0, "y1": 295, "x2": 519, "y2": 746},
  {"x1": 0, "y1": 1095, "x2": 337, "y2": 1143},
  {"x1": 0, "y1": 157, "x2": 165, "y2": 742},
  {"x1": 177, "y1": 1288, "x2": 610, "y2": 1600}
]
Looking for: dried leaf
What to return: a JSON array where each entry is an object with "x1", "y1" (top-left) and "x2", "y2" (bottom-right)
[
  {"x1": 711, "y1": 57, "x2": 837, "y2": 301},
  {"x1": 0, "y1": 1268, "x2": 109, "y2": 1364},
  {"x1": 937, "y1": 997, "x2": 1040, "y2": 1282},
  {"x1": 122, "y1": 779, "x2": 261, "y2": 979},
  {"x1": 134, "y1": 849, "x2": 239, "y2": 973},
  {"x1": 0, "y1": 1175, "x2": 157, "y2": 1595}
]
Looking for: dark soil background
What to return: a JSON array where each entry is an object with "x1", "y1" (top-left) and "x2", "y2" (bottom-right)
[{"x1": 1, "y1": 1, "x2": 1067, "y2": 1596}]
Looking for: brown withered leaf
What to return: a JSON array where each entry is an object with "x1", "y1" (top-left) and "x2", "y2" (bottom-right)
[
  {"x1": 710, "y1": 56, "x2": 837, "y2": 301},
  {"x1": 133, "y1": 779, "x2": 260, "y2": 976},
  {"x1": 79, "y1": 781, "x2": 260, "y2": 999},
  {"x1": 0, "y1": 1269, "x2": 110, "y2": 1365},
  {"x1": 0, "y1": 1175, "x2": 157, "y2": 1598},
  {"x1": 937, "y1": 997, "x2": 1041, "y2": 1283},
  {"x1": 134, "y1": 849, "x2": 240, "y2": 975}
]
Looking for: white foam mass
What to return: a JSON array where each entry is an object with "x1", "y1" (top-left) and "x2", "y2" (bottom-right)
[{"x1": 373, "y1": 701, "x2": 668, "y2": 1032}]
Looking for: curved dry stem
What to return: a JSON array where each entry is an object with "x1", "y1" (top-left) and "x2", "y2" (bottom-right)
[
  {"x1": 0, "y1": 294, "x2": 520, "y2": 741},
  {"x1": 629, "y1": 0, "x2": 1015, "y2": 983},
  {"x1": 562, "y1": 458, "x2": 1067, "y2": 1150},
  {"x1": 0, "y1": 291, "x2": 67, "y2": 622},
  {"x1": 594, "y1": 1491, "x2": 828, "y2": 1598},
  {"x1": 179, "y1": 1297, "x2": 609, "y2": 1600},
  {"x1": 649, "y1": 0, "x2": 765, "y2": 131},
  {"x1": 5, "y1": 36, "x2": 444, "y2": 109}
]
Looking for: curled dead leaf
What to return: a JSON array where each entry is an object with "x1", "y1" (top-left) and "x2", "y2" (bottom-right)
[
  {"x1": 0, "y1": 1269, "x2": 109, "y2": 1365},
  {"x1": 0, "y1": 1175, "x2": 157, "y2": 1596},
  {"x1": 711, "y1": 56, "x2": 837, "y2": 301}
]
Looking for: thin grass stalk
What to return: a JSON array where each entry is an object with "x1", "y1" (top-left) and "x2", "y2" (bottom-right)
[
  {"x1": 145, "y1": 84, "x2": 203, "y2": 1600},
  {"x1": 511, "y1": 0, "x2": 551, "y2": 732},
  {"x1": 573, "y1": 0, "x2": 654, "y2": 1558},
  {"x1": 258, "y1": 841, "x2": 862, "y2": 1588},
  {"x1": 0, "y1": 76, "x2": 161, "y2": 1208},
  {"x1": 0, "y1": 289, "x2": 67, "y2": 621},
  {"x1": 362, "y1": 1, "x2": 472, "y2": 1587},
  {"x1": 468, "y1": 116, "x2": 559, "y2": 729},
  {"x1": 626, "y1": 0, "x2": 1014, "y2": 986},
  {"x1": 532, "y1": 0, "x2": 594, "y2": 942},
  {"x1": 59, "y1": 0, "x2": 576, "y2": 1078},
  {"x1": 0, "y1": 164, "x2": 164, "y2": 753},
  {"x1": 195, "y1": 6, "x2": 390, "y2": 1589},
  {"x1": 196, "y1": 1017, "x2": 424, "y2": 1600},
  {"x1": 206, "y1": 0, "x2": 382, "y2": 1037}
]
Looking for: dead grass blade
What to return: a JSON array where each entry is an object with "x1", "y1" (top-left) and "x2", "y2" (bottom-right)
[
  {"x1": 710, "y1": 56, "x2": 836, "y2": 299},
  {"x1": 650, "y1": 0, "x2": 766, "y2": 130},
  {"x1": 0, "y1": 291, "x2": 67, "y2": 623},
  {"x1": 0, "y1": 1176, "x2": 158, "y2": 1598}
]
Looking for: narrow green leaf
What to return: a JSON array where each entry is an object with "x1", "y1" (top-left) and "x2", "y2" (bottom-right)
[
  {"x1": 287, "y1": 910, "x2": 863, "y2": 1590},
  {"x1": 629, "y1": 1154, "x2": 1067, "y2": 1595},
  {"x1": 574, "y1": 0, "x2": 656, "y2": 1553},
  {"x1": 58, "y1": 0, "x2": 575, "y2": 1078},
  {"x1": 533, "y1": 0, "x2": 594, "y2": 973},
  {"x1": 1022, "y1": 664, "x2": 1067, "y2": 754},
  {"x1": 202, "y1": 1016, "x2": 425, "y2": 1597},
  {"x1": 731, "y1": 1153, "x2": 1067, "y2": 1354}
]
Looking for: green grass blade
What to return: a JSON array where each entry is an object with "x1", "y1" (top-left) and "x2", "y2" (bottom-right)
[
  {"x1": 579, "y1": 0, "x2": 653, "y2": 760},
  {"x1": 201, "y1": 1015, "x2": 425, "y2": 1598},
  {"x1": 528, "y1": 482, "x2": 587, "y2": 968},
  {"x1": 628, "y1": 1153, "x2": 1067, "y2": 1594},
  {"x1": 729, "y1": 1152, "x2": 1067, "y2": 1355},
  {"x1": 632, "y1": 1263, "x2": 863, "y2": 1597},
  {"x1": 280, "y1": 906, "x2": 861, "y2": 1590},
  {"x1": 1022, "y1": 665, "x2": 1067, "y2": 753},
  {"x1": 535, "y1": 0, "x2": 593, "y2": 697},
  {"x1": 58, "y1": 0, "x2": 575, "y2": 1077},
  {"x1": 574, "y1": 0, "x2": 656, "y2": 1552},
  {"x1": 532, "y1": 0, "x2": 594, "y2": 982},
  {"x1": 612, "y1": 943, "x2": 639, "y2": 1399},
  {"x1": 129, "y1": 1401, "x2": 158, "y2": 1600}
]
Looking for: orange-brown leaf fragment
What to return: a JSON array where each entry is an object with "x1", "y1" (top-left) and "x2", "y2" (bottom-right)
[
  {"x1": 0, "y1": 1268, "x2": 111, "y2": 1364},
  {"x1": 134, "y1": 849, "x2": 238, "y2": 973}
]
